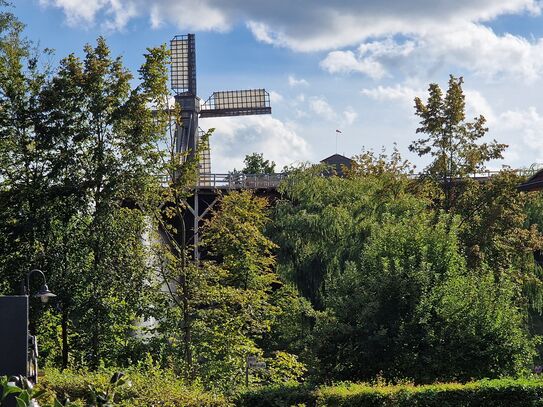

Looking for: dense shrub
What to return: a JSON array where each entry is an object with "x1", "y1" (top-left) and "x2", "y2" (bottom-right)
[
  {"x1": 237, "y1": 378, "x2": 543, "y2": 407},
  {"x1": 235, "y1": 382, "x2": 315, "y2": 407},
  {"x1": 313, "y1": 211, "x2": 536, "y2": 383},
  {"x1": 37, "y1": 368, "x2": 231, "y2": 406}
]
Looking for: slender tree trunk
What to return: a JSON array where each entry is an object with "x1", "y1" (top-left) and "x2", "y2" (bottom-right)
[
  {"x1": 61, "y1": 308, "x2": 69, "y2": 370},
  {"x1": 181, "y1": 274, "x2": 192, "y2": 380}
]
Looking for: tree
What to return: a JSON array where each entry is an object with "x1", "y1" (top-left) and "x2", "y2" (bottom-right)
[
  {"x1": 271, "y1": 153, "x2": 420, "y2": 308},
  {"x1": 0, "y1": 33, "x2": 165, "y2": 369},
  {"x1": 153, "y1": 190, "x2": 307, "y2": 389},
  {"x1": 272, "y1": 156, "x2": 538, "y2": 383},
  {"x1": 313, "y1": 209, "x2": 536, "y2": 383},
  {"x1": 410, "y1": 76, "x2": 543, "y2": 279},
  {"x1": 242, "y1": 153, "x2": 276, "y2": 174},
  {"x1": 410, "y1": 75, "x2": 506, "y2": 210},
  {"x1": 0, "y1": 1, "x2": 51, "y2": 285}
]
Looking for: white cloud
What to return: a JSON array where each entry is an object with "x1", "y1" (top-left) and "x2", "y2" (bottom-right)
[
  {"x1": 343, "y1": 107, "x2": 358, "y2": 125},
  {"x1": 40, "y1": 0, "x2": 541, "y2": 50},
  {"x1": 322, "y1": 23, "x2": 543, "y2": 81},
  {"x1": 40, "y1": 0, "x2": 543, "y2": 81},
  {"x1": 464, "y1": 89, "x2": 496, "y2": 122},
  {"x1": 269, "y1": 90, "x2": 284, "y2": 103},
  {"x1": 421, "y1": 23, "x2": 543, "y2": 81},
  {"x1": 320, "y1": 50, "x2": 386, "y2": 79},
  {"x1": 361, "y1": 84, "x2": 421, "y2": 106},
  {"x1": 494, "y1": 107, "x2": 543, "y2": 164},
  {"x1": 288, "y1": 75, "x2": 309, "y2": 87},
  {"x1": 321, "y1": 38, "x2": 416, "y2": 78},
  {"x1": 201, "y1": 115, "x2": 310, "y2": 172},
  {"x1": 39, "y1": 0, "x2": 109, "y2": 26},
  {"x1": 309, "y1": 96, "x2": 337, "y2": 121}
]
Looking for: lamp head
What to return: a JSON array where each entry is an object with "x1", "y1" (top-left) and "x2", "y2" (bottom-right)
[{"x1": 34, "y1": 284, "x2": 56, "y2": 303}]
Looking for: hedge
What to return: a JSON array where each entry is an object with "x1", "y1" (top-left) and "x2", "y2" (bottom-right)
[
  {"x1": 236, "y1": 378, "x2": 543, "y2": 407},
  {"x1": 34, "y1": 371, "x2": 543, "y2": 406},
  {"x1": 37, "y1": 368, "x2": 231, "y2": 407},
  {"x1": 235, "y1": 382, "x2": 315, "y2": 407}
]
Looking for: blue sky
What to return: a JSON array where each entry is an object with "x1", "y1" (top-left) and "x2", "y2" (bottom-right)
[{"x1": 12, "y1": 0, "x2": 543, "y2": 172}]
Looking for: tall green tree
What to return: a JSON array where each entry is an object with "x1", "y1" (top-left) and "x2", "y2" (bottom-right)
[
  {"x1": 410, "y1": 75, "x2": 506, "y2": 210},
  {"x1": 0, "y1": 1, "x2": 51, "y2": 285},
  {"x1": 0, "y1": 31, "x2": 166, "y2": 368},
  {"x1": 271, "y1": 151, "x2": 419, "y2": 308},
  {"x1": 44, "y1": 38, "x2": 163, "y2": 368},
  {"x1": 410, "y1": 76, "x2": 542, "y2": 278}
]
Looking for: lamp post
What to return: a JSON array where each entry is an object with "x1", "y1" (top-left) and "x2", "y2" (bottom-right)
[
  {"x1": 22, "y1": 269, "x2": 57, "y2": 303},
  {"x1": 21, "y1": 269, "x2": 56, "y2": 384}
]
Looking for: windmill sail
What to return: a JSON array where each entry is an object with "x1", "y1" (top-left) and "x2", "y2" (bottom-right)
[
  {"x1": 171, "y1": 34, "x2": 197, "y2": 96},
  {"x1": 200, "y1": 89, "x2": 271, "y2": 118}
]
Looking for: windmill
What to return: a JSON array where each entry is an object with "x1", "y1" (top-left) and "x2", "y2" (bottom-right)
[
  {"x1": 170, "y1": 34, "x2": 272, "y2": 174},
  {"x1": 170, "y1": 34, "x2": 272, "y2": 260}
]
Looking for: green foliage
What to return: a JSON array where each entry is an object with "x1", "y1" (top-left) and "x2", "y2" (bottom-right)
[
  {"x1": 36, "y1": 369, "x2": 230, "y2": 407},
  {"x1": 455, "y1": 170, "x2": 542, "y2": 276},
  {"x1": 238, "y1": 378, "x2": 543, "y2": 407},
  {"x1": 1, "y1": 6, "x2": 542, "y2": 391},
  {"x1": 152, "y1": 190, "x2": 308, "y2": 390},
  {"x1": 0, "y1": 376, "x2": 47, "y2": 406},
  {"x1": 236, "y1": 382, "x2": 315, "y2": 407},
  {"x1": 0, "y1": 31, "x2": 166, "y2": 369},
  {"x1": 271, "y1": 159, "x2": 423, "y2": 308},
  {"x1": 242, "y1": 153, "x2": 276, "y2": 174},
  {"x1": 264, "y1": 352, "x2": 307, "y2": 384},
  {"x1": 262, "y1": 284, "x2": 316, "y2": 361},
  {"x1": 88, "y1": 372, "x2": 130, "y2": 407},
  {"x1": 317, "y1": 379, "x2": 543, "y2": 407},
  {"x1": 313, "y1": 210, "x2": 536, "y2": 382},
  {"x1": 410, "y1": 76, "x2": 506, "y2": 194}
]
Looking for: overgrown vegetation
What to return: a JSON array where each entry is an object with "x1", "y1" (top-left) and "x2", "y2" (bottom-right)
[{"x1": 3, "y1": 2, "x2": 543, "y2": 404}]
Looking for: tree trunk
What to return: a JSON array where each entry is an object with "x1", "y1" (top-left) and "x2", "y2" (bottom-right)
[{"x1": 61, "y1": 308, "x2": 69, "y2": 370}]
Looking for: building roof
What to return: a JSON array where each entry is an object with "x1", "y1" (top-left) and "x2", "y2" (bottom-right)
[
  {"x1": 320, "y1": 154, "x2": 353, "y2": 166},
  {"x1": 518, "y1": 169, "x2": 543, "y2": 192},
  {"x1": 320, "y1": 154, "x2": 353, "y2": 177}
]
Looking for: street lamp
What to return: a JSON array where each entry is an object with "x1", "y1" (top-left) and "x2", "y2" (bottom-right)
[
  {"x1": 22, "y1": 269, "x2": 56, "y2": 384},
  {"x1": 23, "y1": 269, "x2": 56, "y2": 303}
]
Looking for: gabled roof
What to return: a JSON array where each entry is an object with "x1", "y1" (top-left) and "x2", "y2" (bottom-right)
[
  {"x1": 518, "y1": 169, "x2": 543, "y2": 192},
  {"x1": 320, "y1": 154, "x2": 353, "y2": 177},
  {"x1": 320, "y1": 154, "x2": 353, "y2": 166}
]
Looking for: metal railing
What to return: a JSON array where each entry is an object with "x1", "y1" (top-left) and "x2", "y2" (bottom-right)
[
  {"x1": 196, "y1": 173, "x2": 285, "y2": 189},
  {"x1": 157, "y1": 167, "x2": 540, "y2": 190},
  {"x1": 408, "y1": 168, "x2": 538, "y2": 180}
]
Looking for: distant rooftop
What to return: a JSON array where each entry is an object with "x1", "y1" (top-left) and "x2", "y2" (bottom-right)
[
  {"x1": 518, "y1": 169, "x2": 543, "y2": 192},
  {"x1": 320, "y1": 154, "x2": 353, "y2": 177}
]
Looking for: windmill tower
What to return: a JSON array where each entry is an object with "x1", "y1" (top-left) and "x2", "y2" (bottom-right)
[{"x1": 170, "y1": 34, "x2": 272, "y2": 260}]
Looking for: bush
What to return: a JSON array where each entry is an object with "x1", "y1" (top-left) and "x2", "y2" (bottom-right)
[
  {"x1": 237, "y1": 378, "x2": 543, "y2": 407},
  {"x1": 313, "y1": 211, "x2": 537, "y2": 383},
  {"x1": 235, "y1": 383, "x2": 315, "y2": 407},
  {"x1": 37, "y1": 368, "x2": 231, "y2": 406}
]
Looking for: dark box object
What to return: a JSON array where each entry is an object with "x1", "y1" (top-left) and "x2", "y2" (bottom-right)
[{"x1": 0, "y1": 296, "x2": 28, "y2": 378}]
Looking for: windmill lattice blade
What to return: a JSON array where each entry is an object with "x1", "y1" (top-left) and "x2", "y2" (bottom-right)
[
  {"x1": 171, "y1": 34, "x2": 197, "y2": 95},
  {"x1": 199, "y1": 89, "x2": 271, "y2": 118}
]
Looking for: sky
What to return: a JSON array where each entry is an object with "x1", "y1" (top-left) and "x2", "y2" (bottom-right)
[{"x1": 12, "y1": 0, "x2": 543, "y2": 173}]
